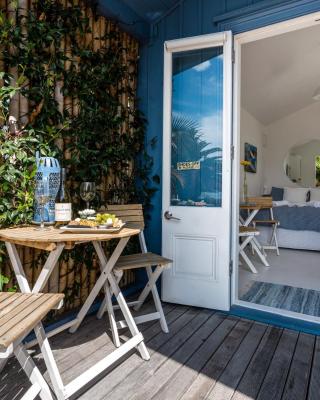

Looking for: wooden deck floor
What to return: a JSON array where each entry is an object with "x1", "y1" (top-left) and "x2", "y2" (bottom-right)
[{"x1": 1, "y1": 302, "x2": 319, "y2": 400}]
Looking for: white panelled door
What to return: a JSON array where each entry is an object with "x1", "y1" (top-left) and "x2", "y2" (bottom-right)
[{"x1": 161, "y1": 32, "x2": 233, "y2": 310}]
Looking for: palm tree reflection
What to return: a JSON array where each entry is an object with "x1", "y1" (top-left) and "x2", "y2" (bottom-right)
[{"x1": 171, "y1": 114, "x2": 222, "y2": 207}]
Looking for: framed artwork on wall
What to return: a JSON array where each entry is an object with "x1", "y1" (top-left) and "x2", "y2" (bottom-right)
[{"x1": 245, "y1": 143, "x2": 257, "y2": 173}]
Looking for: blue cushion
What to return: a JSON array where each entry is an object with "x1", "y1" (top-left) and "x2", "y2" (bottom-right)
[{"x1": 271, "y1": 187, "x2": 284, "y2": 201}]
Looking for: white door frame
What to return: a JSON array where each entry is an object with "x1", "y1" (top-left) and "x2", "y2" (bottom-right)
[
  {"x1": 231, "y1": 10, "x2": 320, "y2": 324},
  {"x1": 162, "y1": 31, "x2": 233, "y2": 310}
]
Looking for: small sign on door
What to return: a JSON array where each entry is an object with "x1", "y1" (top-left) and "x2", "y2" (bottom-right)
[{"x1": 177, "y1": 161, "x2": 200, "y2": 170}]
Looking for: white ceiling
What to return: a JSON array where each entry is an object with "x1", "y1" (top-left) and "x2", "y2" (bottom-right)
[{"x1": 241, "y1": 23, "x2": 320, "y2": 125}]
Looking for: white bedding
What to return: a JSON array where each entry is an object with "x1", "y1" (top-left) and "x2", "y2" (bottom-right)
[
  {"x1": 258, "y1": 226, "x2": 320, "y2": 251},
  {"x1": 272, "y1": 200, "x2": 320, "y2": 207}
]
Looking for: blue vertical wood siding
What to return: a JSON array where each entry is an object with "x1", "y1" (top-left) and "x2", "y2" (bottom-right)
[{"x1": 138, "y1": 0, "x2": 320, "y2": 252}]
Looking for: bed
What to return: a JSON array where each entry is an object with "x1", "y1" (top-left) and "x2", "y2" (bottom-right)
[{"x1": 256, "y1": 200, "x2": 320, "y2": 251}]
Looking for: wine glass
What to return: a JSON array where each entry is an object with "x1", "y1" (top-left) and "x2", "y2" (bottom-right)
[
  {"x1": 35, "y1": 178, "x2": 50, "y2": 230},
  {"x1": 80, "y1": 182, "x2": 96, "y2": 210}
]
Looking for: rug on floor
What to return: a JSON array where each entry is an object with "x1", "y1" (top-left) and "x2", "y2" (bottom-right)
[{"x1": 240, "y1": 281, "x2": 320, "y2": 317}]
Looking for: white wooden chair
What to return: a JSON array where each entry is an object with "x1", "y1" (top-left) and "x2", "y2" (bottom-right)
[
  {"x1": 97, "y1": 204, "x2": 172, "y2": 347},
  {"x1": 0, "y1": 292, "x2": 64, "y2": 400},
  {"x1": 250, "y1": 196, "x2": 280, "y2": 256},
  {"x1": 239, "y1": 226, "x2": 262, "y2": 274}
]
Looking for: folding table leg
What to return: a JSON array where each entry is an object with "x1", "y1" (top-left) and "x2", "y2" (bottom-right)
[
  {"x1": 5, "y1": 242, "x2": 65, "y2": 294},
  {"x1": 32, "y1": 244, "x2": 65, "y2": 293},
  {"x1": 14, "y1": 343, "x2": 54, "y2": 400},
  {"x1": 96, "y1": 272, "x2": 122, "y2": 320},
  {"x1": 5, "y1": 242, "x2": 32, "y2": 292},
  {"x1": 94, "y1": 242, "x2": 150, "y2": 361},
  {"x1": 70, "y1": 237, "x2": 130, "y2": 334},
  {"x1": 273, "y1": 226, "x2": 280, "y2": 256}
]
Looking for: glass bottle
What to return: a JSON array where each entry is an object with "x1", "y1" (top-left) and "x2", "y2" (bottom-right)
[{"x1": 55, "y1": 168, "x2": 72, "y2": 225}]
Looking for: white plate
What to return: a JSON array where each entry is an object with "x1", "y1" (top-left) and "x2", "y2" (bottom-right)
[{"x1": 59, "y1": 222, "x2": 126, "y2": 234}]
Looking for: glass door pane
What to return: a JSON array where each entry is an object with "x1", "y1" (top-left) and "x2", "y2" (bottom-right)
[{"x1": 171, "y1": 47, "x2": 223, "y2": 207}]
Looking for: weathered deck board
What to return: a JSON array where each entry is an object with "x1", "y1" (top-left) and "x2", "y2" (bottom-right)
[
  {"x1": 61, "y1": 303, "x2": 184, "y2": 384},
  {"x1": 79, "y1": 305, "x2": 197, "y2": 400},
  {"x1": 256, "y1": 329, "x2": 299, "y2": 400},
  {"x1": 3, "y1": 301, "x2": 175, "y2": 398},
  {"x1": 152, "y1": 314, "x2": 239, "y2": 400},
  {"x1": 129, "y1": 312, "x2": 227, "y2": 400},
  {"x1": 308, "y1": 336, "x2": 320, "y2": 400},
  {"x1": 1, "y1": 303, "x2": 320, "y2": 400},
  {"x1": 104, "y1": 308, "x2": 212, "y2": 400},
  {"x1": 206, "y1": 321, "x2": 268, "y2": 400},
  {"x1": 181, "y1": 318, "x2": 253, "y2": 400},
  {"x1": 231, "y1": 325, "x2": 282, "y2": 400},
  {"x1": 281, "y1": 333, "x2": 315, "y2": 400}
]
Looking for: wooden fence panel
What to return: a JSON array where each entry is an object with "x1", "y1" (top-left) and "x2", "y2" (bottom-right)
[{"x1": 1, "y1": 0, "x2": 139, "y2": 312}]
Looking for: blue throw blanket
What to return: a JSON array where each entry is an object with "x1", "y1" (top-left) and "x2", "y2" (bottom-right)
[{"x1": 256, "y1": 205, "x2": 320, "y2": 232}]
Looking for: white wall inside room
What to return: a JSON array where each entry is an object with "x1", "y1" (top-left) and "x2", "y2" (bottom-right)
[
  {"x1": 264, "y1": 101, "x2": 320, "y2": 192},
  {"x1": 241, "y1": 22, "x2": 320, "y2": 194},
  {"x1": 240, "y1": 108, "x2": 266, "y2": 196}
]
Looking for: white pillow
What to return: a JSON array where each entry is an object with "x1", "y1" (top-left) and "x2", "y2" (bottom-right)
[
  {"x1": 310, "y1": 188, "x2": 320, "y2": 202},
  {"x1": 283, "y1": 187, "x2": 309, "y2": 203}
]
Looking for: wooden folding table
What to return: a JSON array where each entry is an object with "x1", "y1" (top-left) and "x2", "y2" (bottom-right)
[{"x1": 0, "y1": 226, "x2": 150, "y2": 399}]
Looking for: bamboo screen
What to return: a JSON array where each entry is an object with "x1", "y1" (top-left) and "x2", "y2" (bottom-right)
[{"x1": 0, "y1": 0, "x2": 139, "y2": 311}]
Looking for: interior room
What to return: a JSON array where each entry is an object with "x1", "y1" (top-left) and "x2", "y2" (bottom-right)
[{"x1": 238, "y1": 22, "x2": 320, "y2": 319}]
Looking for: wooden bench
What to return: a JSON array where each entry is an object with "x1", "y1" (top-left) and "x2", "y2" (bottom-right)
[
  {"x1": 0, "y1": 292, "x2": 64, "y2": 400},
  {"x1": 97, "y1": 204, "x2": 172, "y2": 347}
]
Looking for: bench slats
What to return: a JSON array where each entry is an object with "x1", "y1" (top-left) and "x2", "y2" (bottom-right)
[
  {"x1": 0, "y1": 292, "x2": 14, "y2": 304},
  {"x1": 0, "y1": 293, "x2": 64, "y2": 351},
  {"x1": 115, "y1": 252, "x2": 172, "y2": 271},
  {"x1": 0, "y1": 293, "x2": 32, "y2": 316},
  {"x1": 103, "y1": 204, "x2": 145, "y2": 229},
  {"x1": 0, "y1": 293, "x2": 27, "y2": 311},
  {"x1": 106, "y1": 204, "x2": 142, "y2": 211}
]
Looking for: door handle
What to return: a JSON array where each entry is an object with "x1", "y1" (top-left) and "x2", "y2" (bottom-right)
[{"x1": 164, "y1": 211, "x2": 181, "y2": 221}]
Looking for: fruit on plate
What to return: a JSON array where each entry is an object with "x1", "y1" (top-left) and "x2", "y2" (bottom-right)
[
  {"x1": 95, "y1": 213, "x2": 122, "y2": 227},
  {"x1": 69, "y1": 213, "x2": 122, "y2": 228}
]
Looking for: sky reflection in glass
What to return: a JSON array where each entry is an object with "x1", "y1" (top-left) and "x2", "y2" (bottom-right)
[{"x1": 171, "y1": 47, "x2": 223, "y2": 207}]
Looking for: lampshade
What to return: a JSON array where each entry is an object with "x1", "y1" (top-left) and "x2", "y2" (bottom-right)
[{"x1": 312, "y1": 86, "x2": 320, "y2": 101}]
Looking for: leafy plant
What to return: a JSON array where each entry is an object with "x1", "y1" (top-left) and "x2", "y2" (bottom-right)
[{"x1": 0, "y1": 1, "x2": 156, "y2": 302}]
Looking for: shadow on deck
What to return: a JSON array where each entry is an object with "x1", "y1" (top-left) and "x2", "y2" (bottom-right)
[{"x1": 1, "y1": 301, "x2": 319, "y2": 400}]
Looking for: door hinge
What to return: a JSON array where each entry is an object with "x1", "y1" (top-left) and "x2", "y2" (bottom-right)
[
  {"x1": 231, "y1": 145, "x2": 235, "y2": 160},
  {"x1": 229, "y1": 260, "x2": 233, "y2": 276},
  {"x1": 232, "y1": 49, "x2": 235, "y2": 64}
]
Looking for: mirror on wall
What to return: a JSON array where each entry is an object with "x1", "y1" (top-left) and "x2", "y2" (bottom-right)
[{"x1": 284, "y1": 139, "x2": 320, "y2": 187}]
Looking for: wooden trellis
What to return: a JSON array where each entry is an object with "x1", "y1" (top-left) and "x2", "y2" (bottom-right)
[{"x1": 0, "y1": 0, "x2": 139, "y2": 311}]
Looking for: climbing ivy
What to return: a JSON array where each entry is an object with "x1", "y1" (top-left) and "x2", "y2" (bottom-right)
[{"x1": 0, "y1": 1, "x2": 157, "y2": 303}]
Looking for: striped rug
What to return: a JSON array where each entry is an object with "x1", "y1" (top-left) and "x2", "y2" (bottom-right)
[{"x1": 241, "y1": 281, "x2": 320, "y2": 317}]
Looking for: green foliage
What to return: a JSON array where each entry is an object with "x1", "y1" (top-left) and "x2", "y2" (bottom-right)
[
  {"x1": 0, "y1": 274, "x2": 9, "y2": 291},
  {"x1": 0, "y1": 1, "x2": 156, "y2": 299}
]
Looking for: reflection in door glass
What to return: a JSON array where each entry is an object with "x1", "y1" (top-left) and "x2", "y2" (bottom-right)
[{"x1": 171, "y1": 47, "x2": 223, "y2": 207}]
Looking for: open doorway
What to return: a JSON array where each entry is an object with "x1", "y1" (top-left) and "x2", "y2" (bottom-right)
[{"x1": 234, "y1": 15, "x2": 320, "y2": 322}]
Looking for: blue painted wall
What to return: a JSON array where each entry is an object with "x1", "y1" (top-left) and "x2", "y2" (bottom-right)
[{"x1": 138, "y1": 0, "x2": 320, "y2": 253}]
